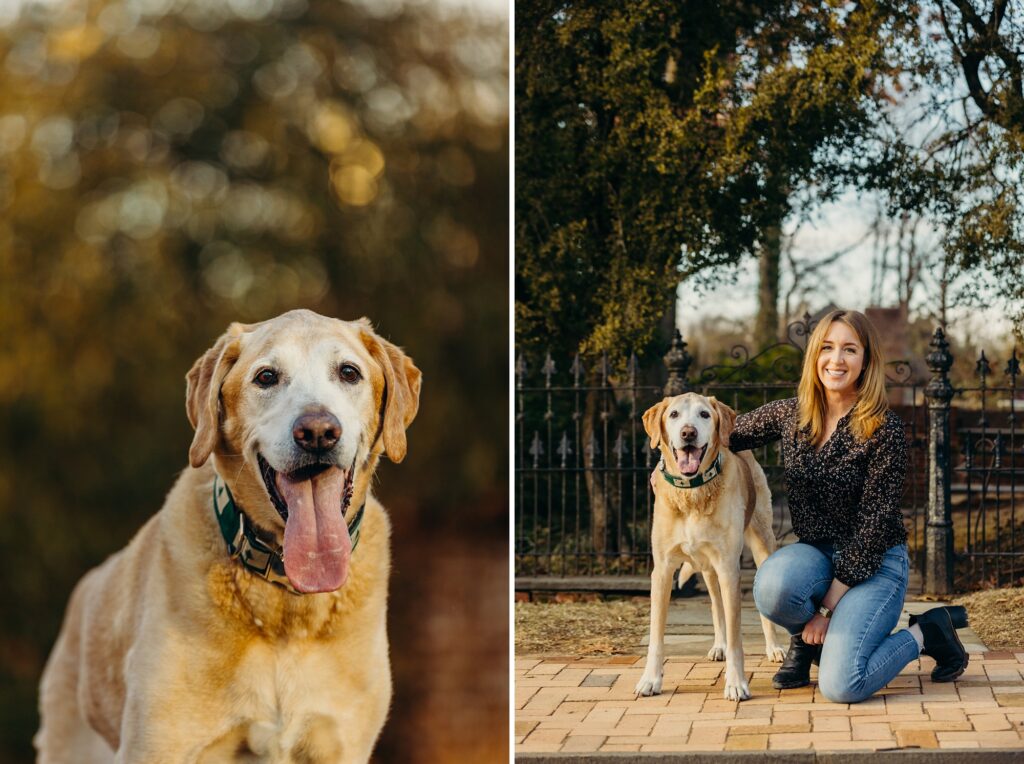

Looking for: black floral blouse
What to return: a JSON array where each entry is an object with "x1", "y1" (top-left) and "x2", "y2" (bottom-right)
[{"x1": 729, "y1": 397, "x2": 908, "y2": 586}]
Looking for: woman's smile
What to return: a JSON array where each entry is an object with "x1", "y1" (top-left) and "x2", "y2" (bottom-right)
[{"x1": 816, "y1": 322, "x2": 863, "y2": 399}]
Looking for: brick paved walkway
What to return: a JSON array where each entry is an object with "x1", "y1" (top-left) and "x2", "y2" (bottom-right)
[{"x1": 515, "y1": 599, "x2": 1024, "y2": 756}]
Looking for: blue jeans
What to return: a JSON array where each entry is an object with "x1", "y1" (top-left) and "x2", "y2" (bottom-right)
[{"x1": 752, "y1": 541, "x2": 920, "y2": 704}]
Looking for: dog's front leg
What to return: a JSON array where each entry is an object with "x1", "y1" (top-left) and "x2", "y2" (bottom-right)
[
  {"x1": 715, "y1": 564, "x2": 751, "y2": 701},
  {"x1": 635, "y1": 562, "x2": 677, "y2": 697},
  {"x1": 702, "y1": 567, "x2": 727, "y2": 661}
]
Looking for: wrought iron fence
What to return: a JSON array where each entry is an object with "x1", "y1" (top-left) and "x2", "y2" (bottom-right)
[
  {"x1": 947, "y1": 344, "x2": 1023, "y2": 589},
  {"x1": 515, "y1": 314, "x2": 1020, "y2": 593}
]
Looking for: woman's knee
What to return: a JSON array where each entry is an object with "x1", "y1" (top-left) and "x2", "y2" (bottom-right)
[
  {"x1": 752, "y1": 555, "x2": 791, "y2": 620},
  {"x1": 754, "y1": 544, "x2": 830, "y2": 620},
  {"x1": 817, "y1": 668, "x2": 872, "y2": 704}
]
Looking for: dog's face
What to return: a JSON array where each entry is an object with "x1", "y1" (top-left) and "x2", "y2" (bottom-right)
[
  {"x1": 642, "y1": 393, "x2": 735, "y2": 477},
  {"x1": 185, "y1": 309, "x2": 421, "y2": 593}
]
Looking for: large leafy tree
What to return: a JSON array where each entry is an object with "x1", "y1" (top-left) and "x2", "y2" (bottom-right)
[{"x1": 516, "y1": 0, "x2": 915, "y2": 362}]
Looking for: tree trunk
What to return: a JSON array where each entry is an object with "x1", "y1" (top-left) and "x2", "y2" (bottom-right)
[
  {"x1": 755, "y1": 217, "x2": 782, "y2": 348},
  {"x1": 582, "y1": 387, "x2": 608, "y2": 559}
]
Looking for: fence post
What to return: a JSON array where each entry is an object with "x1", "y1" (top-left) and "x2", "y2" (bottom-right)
[
  {"x1": 664, "y1": 330, "x2": 693, "y2": 396},
  {"x1": 924, "y1": 326, "x2": 955, "y2": 595}
]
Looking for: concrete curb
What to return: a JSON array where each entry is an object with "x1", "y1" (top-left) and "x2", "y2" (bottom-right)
[{"x1": 517, "y1": 750, "x2": 1024, "y2": 762}]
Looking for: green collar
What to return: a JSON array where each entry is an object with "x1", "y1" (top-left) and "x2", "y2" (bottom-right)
[
  {"x1": 661, "y1": 451, "x2": 723, "y2": 489},
  {"x1": 212, "y1": 473, "x2": 364, "y2": 596}
]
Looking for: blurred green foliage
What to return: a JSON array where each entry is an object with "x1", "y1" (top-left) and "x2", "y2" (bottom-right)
[{"x1": 0, "y1": 0, "x2": 508, "y2": 761}]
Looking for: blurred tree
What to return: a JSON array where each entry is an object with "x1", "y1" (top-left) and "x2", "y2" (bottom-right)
[{"x1": 0, "y1": 1, "x2": 507, "y2": 762}]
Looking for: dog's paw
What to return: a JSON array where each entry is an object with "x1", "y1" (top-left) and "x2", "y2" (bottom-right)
[
  {"x1": 766, "y1": 644, "x2": 787, "y2": 663},
  {"x1": 634, "y1": 673, "x2": 663, "y2": 697},
  {"x1": 706, "y1": 645, "x2": 726, "y2": 661},
  {"x1": 723, "y1": 677, "x2": 751, "y2": 702}
]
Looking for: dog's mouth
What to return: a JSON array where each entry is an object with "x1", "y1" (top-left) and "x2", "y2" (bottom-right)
[
  {"x1": 674, "y1": 444, "x2": 707, "y2": 477},
  {"x1": 258, "y1": 455, "x2": 354, "y2": 521},
  {"x1": 257, "y1": 453, "x2": 355, "y2": 593}
]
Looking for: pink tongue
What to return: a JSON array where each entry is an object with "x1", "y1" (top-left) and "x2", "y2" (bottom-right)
[
  {"x1": 675, "y1": 448, "x2": 702, "y2": 476},
  {"x1": 277, "y1": 466, "x2": 351, "y2": 593}
]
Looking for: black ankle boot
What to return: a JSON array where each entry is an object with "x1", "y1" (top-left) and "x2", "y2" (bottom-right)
[
  {"x1": 772, "y1": 635, "x2": 821, "y2": 690},
  {"x1": 909, "y1": 605, "x2": 967, "y2": 630},
  {"x1": 914, "y1": 606, "x2": 969, "y2": 682}
]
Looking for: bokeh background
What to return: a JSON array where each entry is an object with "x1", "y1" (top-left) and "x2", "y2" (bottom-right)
[{"x1": 0, "y1": 0, "x2": 508, "y2": 761}]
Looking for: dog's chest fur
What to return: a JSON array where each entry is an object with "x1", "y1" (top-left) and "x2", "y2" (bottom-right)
[
  {"x1": 653, "y1": 465, "x2": 743, "y2": 568},
  {"x1": 162, "y1": 476, "x2": 392, "y2": 761},
  {"x1": 194, "y1": 640, "x2": 366, "y2": 761},
  {"x1": 666, "y1": 509, "x2": 728, "y2": 568}
]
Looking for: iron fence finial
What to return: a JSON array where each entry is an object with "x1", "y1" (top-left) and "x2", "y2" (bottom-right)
[
  {"x1": 663, "y1": 329, "x2": 692, "y2": 396},
  {"x1": 557, "y1": 432, "x2": 572, "y2": 468},
  {"x1": 925, "y1": 326, "x2": 954, "y2": 404},
  {"x1": 542, "y1": 353, "x2": 556, "y2": 388},
  {"x1": 976, "y1": 349, "x2": 991, "y2": 382},
  {"x1": 570, "y1": 353, "x2": 584, "y2": 387},
  {"x1": 529, "y1": 431, "x2": 544, "y2": 468},
  {"x1": 1006, "y1": 348, "x2": 1020, "y2": 381},
  {"x1": 584, "y1": 431, "x2": 600, "y2": 467}
]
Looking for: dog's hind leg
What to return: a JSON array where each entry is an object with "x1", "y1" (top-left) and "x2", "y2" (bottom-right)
[
  {"x1": 35, "y1": 598, "x2": 115, "y2": 764},
  {"x1": 745, "y1": 521, "x2": 786, "y2": 663},
  {"x1": 702, "y1": 567, "x2": 727, "y2": 662},
  {"x1": 635, "y1": 563, "x2": 676, "y2": 696}
]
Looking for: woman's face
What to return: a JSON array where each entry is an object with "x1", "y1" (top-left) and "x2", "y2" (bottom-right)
[{"x1": 816, "y1": 320, "x2": 865, "y2": 400}]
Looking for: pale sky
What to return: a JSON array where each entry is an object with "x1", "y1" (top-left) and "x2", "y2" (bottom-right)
[{"x1": 676, "y1": 191, "x2": 1015, "y2": 350}]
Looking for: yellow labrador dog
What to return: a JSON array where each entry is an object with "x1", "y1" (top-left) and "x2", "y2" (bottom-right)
[
  {"x1": 635, "y1": 393, "x2": 785, "y2": 702},
  {"x1": 35, "y1": 309, "x2": 421, "y2": 763}
]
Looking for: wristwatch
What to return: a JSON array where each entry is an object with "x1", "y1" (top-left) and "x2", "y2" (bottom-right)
[{"x1": 817, "y1": 605, "x2": 833, "y2": 619}]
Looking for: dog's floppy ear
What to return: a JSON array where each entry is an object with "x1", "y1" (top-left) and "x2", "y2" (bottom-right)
[
  {"x1": 362, "y1": 325, "x2": 422, "y2": 463},
  {"x1": 185, "y1": 323, "x2": 246, "y2": 468},
  {"x1": 642, "y1": 399, "x2": 669, "y2": 450},
  {"x1": 709, "y1": 397, "x2": 737, "y2": 449}
]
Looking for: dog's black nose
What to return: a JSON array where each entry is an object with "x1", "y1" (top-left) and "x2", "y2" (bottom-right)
[
  {"x1": 292, "y1": 411, "x2": 341, "y2": 453},
  {"x1": 680, "y1": 425, "x2": 697, "y2": 441}
]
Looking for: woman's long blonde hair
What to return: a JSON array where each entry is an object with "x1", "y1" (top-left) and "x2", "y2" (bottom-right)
[{"x1": 797, "y1": 309, "x2": 888, "y2": 445}]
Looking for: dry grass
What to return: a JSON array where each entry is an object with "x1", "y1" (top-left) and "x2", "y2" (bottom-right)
[
  {"x1": 515, "y1": 600, "x2": 650, "y2": 655},
  {"x1": 515, "y1": 587, "x2": 1024, "y2": 656},
  {"x1": 953, "y1": 586, "x2": 1024, "y2": 651}
]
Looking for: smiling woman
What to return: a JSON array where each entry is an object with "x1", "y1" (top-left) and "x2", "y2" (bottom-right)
[
  {"x1": 797, "y1": 309, "x2": 888, "y2": 449},
  {"x1": 731, "y1": 309, "x2": 972, "y2": 702}
]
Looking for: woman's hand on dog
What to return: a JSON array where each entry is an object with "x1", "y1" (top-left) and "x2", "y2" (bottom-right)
[{"x1": 802, "y1": 613, "x2": 830, "y2": 645}]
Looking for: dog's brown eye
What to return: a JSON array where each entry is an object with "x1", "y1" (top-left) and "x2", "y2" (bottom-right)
[
  {"x1": 254, "y1": 369, "x2": 279, "y2": 388},
  {"x1": 700, "y1": 411, "x2": 711, "y2": 419},
  {"x1": 339, "y1": 364, "x2": 361, "y2": 384},
  {"x1": 668, "y1": 411, "x2": 678, "y2": 419}
]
